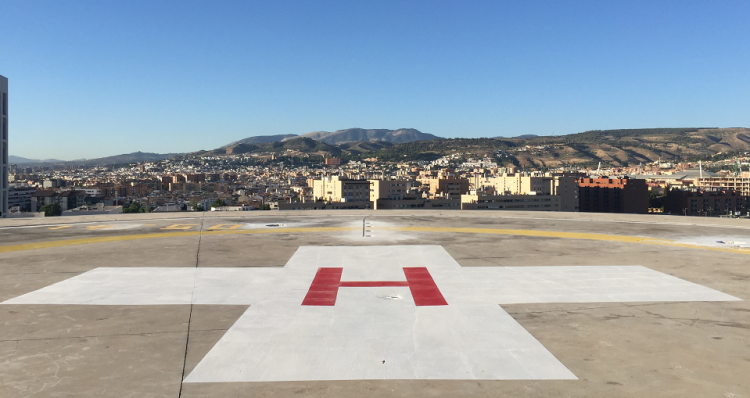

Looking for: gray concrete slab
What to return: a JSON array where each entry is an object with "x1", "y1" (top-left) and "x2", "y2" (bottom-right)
[{"x1": 0, "y1": 211, "x2": 748, "y2": 397}]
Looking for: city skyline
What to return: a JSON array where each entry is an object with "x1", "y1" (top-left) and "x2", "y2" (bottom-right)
[{"x1": 2, "y1": 0, "x2": 750, "y2": 160}]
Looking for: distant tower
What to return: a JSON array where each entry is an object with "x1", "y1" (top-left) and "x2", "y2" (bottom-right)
[{"x1": 1, "y1": 74, "x2": 7, "y2": 218}]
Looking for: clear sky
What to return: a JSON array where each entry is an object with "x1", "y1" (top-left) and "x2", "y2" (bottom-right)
[{"x1": 2, "y1": 0, "x2": 749, "y2": 160}]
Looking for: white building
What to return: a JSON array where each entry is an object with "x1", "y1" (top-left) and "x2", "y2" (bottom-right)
[{"x1": 1, "y1": 75, "x2": 8, "y2": 218}]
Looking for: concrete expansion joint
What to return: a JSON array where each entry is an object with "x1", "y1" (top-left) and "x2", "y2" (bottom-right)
[{"x1": 178, "y1": 212, "x2": 205, "y2": 397}]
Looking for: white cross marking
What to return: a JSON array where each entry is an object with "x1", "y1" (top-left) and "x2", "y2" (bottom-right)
[{"x1": 2, "y1": 245, "x2": 739, "y2": 382}]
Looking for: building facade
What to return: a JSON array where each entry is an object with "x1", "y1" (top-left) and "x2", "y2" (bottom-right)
[
  {"x1": 7, "y1": 186, "x2": 35, "y2": 212},
  {"x1": 370, "y1": 179, "x2": 412, "y2": 203},
  {"x1": 312, "y1": 176, "x2": 370, "y2": 202},
  {"x1": 578, "y1": 177, "x2": 648, "y2": 214},
  {"x1": 417, "y1": 177, "x2": 470, "y2": 199},
  {"x1": 374, "y1": 198, "x2": 461, "y2": 210},
  {"x1": 697, "y1": 177, "x2": 750, "y2": 196},
  {"x1": 461, "y1": 193, "x2": 562, "y2": 211},
  {"x1": 663, "y1": 188, "x2": 748, "y2": 216},
  {"x1": 1, "y1": 75, "x2": 8, "y2": 218},
  {"x1": 476, "y1": 174, "x2": 579, "y2": 212}
]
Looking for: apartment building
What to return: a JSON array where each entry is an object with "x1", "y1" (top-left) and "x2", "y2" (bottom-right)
[
  {"x1": 664, "y1": 188, "x2": 748, "y2": 216},
  {"x1": 30, "y1": 190, "x2": 87, "y2": 212},
  {"x1": 312, "y1": 176, "x2": 370, "y2": 202},
  {"x1": 1, "y1": 75, "x2": 8, "y2": 218},
  {"x1": 697, "y1": 177, "x2": 750, "y2": 196},
  {"x1": 370, "y1": 179, "x2": 411, "y2": 200},
  {"x1": 578, "y1": 177, "x2": 648, "y2": 214},
  {"x1": 417, "y1": 176, "x2": 469, "y2": 199},
  {"x1": 476, "y1": 174, "x2": 579, "y2": 212},
  {"x1": 7, "y1": 186, "x2": 36, "y2": 212},
  {"x1": 374, "y1": 198, "x2": 461, "y2": 210},
  {"x1": 461, "y1": 193, "x2": 561, "y2": 211}
]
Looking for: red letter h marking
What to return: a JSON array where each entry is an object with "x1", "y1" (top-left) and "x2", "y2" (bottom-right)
[{"x1": 302, "y1": 267, "x2": 448, "y2": 306}]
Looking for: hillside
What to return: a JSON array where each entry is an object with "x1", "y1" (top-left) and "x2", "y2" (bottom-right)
[
  {"x1": 201, "y1": 137, "x2": 342, "y2": 158},
  {"x1": 222, "y1": 128, "x2": 440, "y2": 148},
  {"x1": 355, "y1": 128, "x2": 750, "y2": 168},
  {"x1": 8, "y1": 155, "x2": 65, "y2": 164},
  {"x1": 287, "y1": 128, "x2": 440, "y2": 145},
  {"x1": 10, "y1": 152, "x2": 179, "y2": 167},
  {"x1": 70, "y1": 152, "x2": 181, "y2": 166},
  {"x1": 195, "y1": 127, "x2": 750, "y2": 168},
  {"x1": 223, "y1": 134, "x2": 298, "y2": 147}
]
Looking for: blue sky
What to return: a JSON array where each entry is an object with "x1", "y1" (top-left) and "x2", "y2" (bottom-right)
[{"x1": 2, "y1": 0, "x2": 749, "y2": 160}]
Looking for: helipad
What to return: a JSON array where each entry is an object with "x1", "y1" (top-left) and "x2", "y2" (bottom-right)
[{"x1": 0, "y1": 211, "x2": 748, "y2": 397}]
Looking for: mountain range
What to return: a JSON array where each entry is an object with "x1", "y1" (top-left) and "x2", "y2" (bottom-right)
[
  {"x1": 9, "y1": 155, "x2": 65, "y2": 164},
  {"x1": 223, "y1": 134, "x2": 298, "y2": 147},
  {"x1": 9, "y1": 152, "x2": 179, "y2": 167},
  {"x1": 11, "y1": 127, "x2": 750, "y2": 168},
  {"x1": 284, "y1": 128, "x2": 439, "y2": 145},
  {"x1": 223, "y1": 128, "x2": 439, "y2": 147},
  {"x1": 199, "y1": 127, "x2": 750, "y2": 168}
]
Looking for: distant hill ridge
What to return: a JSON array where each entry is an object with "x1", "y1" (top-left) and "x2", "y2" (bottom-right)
[
  {"x1": 9, "y1": 152, "x2": 179, "y2": 167},
  {"x1": 14, "y1": 127, "x2": 750, "y2": 168},
  {"x1": 223, "y1": 134, "x2": 298, "y2": 147},
  {"x1": 8, "y1": 155, "x2": 65, "y2": 164},
  {"x1": 287, "y1": 128, "x2": 440, "y2": 145},
  {"x1": 223, "y1": 128, "x2": 440, "y2": 148}
]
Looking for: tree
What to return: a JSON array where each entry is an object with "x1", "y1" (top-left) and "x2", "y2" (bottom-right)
[
  {"x1": 40, "y1": 203, "x2": 62, "y2": 217},
  {"x1": 189, "y1": 199, "x2": 204, "y2": 212},
  {"x1": 211, "y1": 198, "x2": 226, "y2": 209},
  {"x1": 258, "y1": 203, "x2": 271, "y2": 210},
  {"x1": 648, "y1": 191, "x2": 664, "y2": 209},
  {"x1": 122, "y1": 202, "x2": 149, "y2": 213}
]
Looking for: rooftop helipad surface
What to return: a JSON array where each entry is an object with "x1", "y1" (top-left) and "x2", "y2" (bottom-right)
[{"x1": 0, "y1": 211, "x2": 748, "y2": 397}]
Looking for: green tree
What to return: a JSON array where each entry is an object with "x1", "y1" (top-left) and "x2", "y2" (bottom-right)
[
  {"x1": 40, "y1": 203, "x2": 62, "y2": 217},
  {"x1": 211, "y1": 198, "x2": 226, "y2": 208},
  {"x1": 648, "y1": 191, "x2": 664, "y2": 210},
  {"x1": 122, "y1": 202, "x2": 147, "y2": 213},
  {"x1": 189, "y1": 199, "x2": 204, "y2": 212}
]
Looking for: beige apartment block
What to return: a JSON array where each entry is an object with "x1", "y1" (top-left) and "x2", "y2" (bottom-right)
[
  {"x1": 369, "y1": 179, "x2": 412, "y2": 202},
  {"x1": 416, "y1": 177, "x2": 470, "y2": 199},
  {"x1": 697, "y1": 177, "x2": 750, "y2": 196},
  {"x1": 1, "y1": 74, "x2": 7, "y2": 218},
  {"x1": 475, "y1": 173, "x2": 579, "y2": 212},
  {"x1": 312, "y1": 176, "x2": 369, "y2": 202}
]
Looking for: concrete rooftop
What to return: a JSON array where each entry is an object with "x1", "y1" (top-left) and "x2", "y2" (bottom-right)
[{"x1": 0, "y1": 210, "x2": 748, "y2": 397}]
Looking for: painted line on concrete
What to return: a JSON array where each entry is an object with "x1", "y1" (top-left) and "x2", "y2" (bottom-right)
[
  {"x1": 387, "y1": 226, "x2": 750, "y2": 254},
  {"x1": 483, "y1": 214, "x2": 750, "y2": 230},
  {"x1": 0, "y1": 227, "x2": 359, "y2": 254},
  {"x1": 3, "y1": 213, "x2": 750, "y2": 231},
  {"x1": 1, "y1": 225, "x2": 750, "y2": 255},
  {"x1": 0, "y1": 214, "x2": 368, "y2": 230}
]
